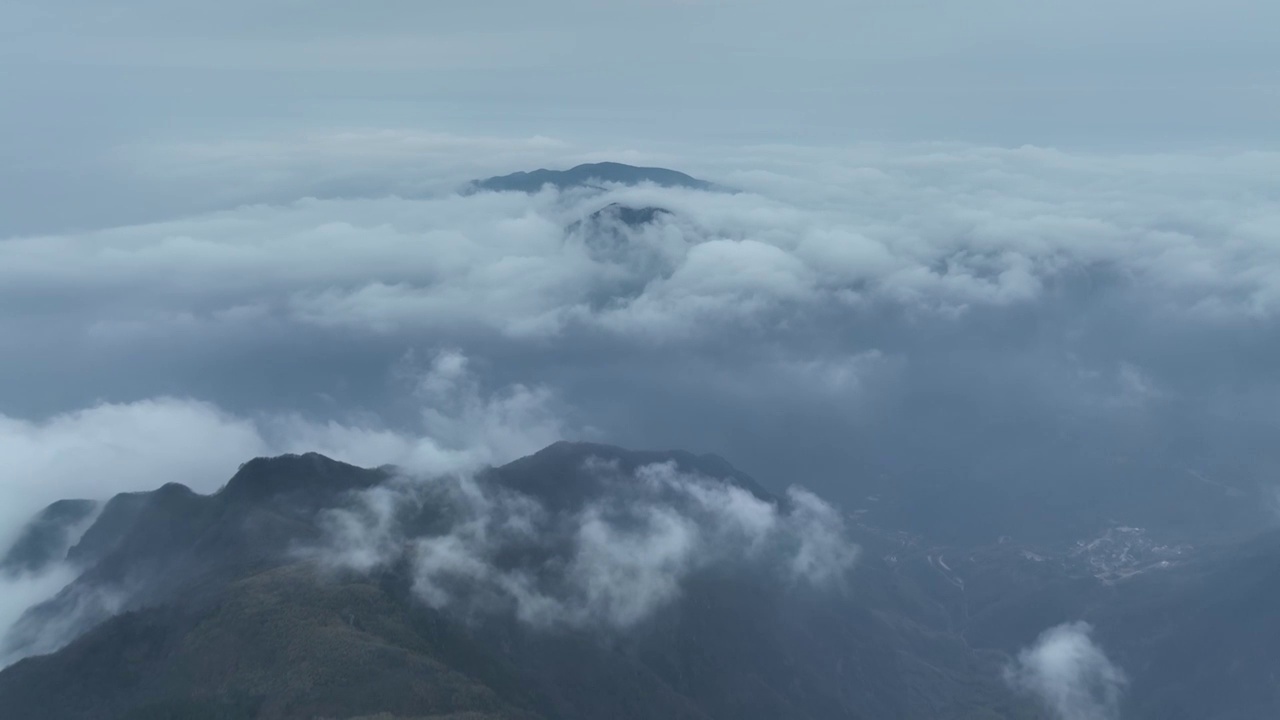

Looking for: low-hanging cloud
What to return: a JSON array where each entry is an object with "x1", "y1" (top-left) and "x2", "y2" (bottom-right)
[
  {"x1": 0, "y1": 508, "x2": 109, "y2": 669},
  {"x1": 0, "y1": 574, "x2": 128, "y2": 670},
  {"x1": 0, "y1": 349, "x2": 561, "y2": 543},
  {"x1": 1006, "y1": 622, "x2": 1127, "y2": 720},
  {"x1": 316, "y1": 458, "x2": 859, "y2": 629},
  {"x1": 0, "y1": 399, "x2": 270, "y2": 551},
  {"x1": 0, "y1": 568, "x2": 79, "y2": 668},
  {"x1": 0, "y1": 349, "x2": 568, "y2": 665}
]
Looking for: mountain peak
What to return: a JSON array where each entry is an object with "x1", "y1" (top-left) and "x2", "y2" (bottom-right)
[
  {"x1": 0, "y1": 499, "x2": 99, "y2": 576},
  {"x1": 219, "y1": 453, "x2": 389, "y2": 503},
  {"x1": 488, "y1": 440, "x2": 776, "y2": 510},
  {"x1": 471, "y1": 162, "x2": 713, "y2": 194},
  {"x1": 587, "y1": 202, "x2": 673, "y2": 227}
]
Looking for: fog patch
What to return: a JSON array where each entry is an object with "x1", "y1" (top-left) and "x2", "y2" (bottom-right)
[
  {"x1": 0, "y1": 400, "x2": 269, "y2": 551},
  {"x1": 0, "y1": 575, "x2": 129, "y2": 668},
  {"x1": 0, "y1": 566, "x2": 80, "y2": 668},
  {"x1": 1006, "y1": 622, "x2": 1127, "y2": 720}
]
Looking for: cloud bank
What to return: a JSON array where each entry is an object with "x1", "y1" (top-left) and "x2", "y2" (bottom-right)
[
  {"x1": 5, "y1": 137, "x2": 1280, "y2": 550},
  {"x1": 7, "y1": 142, "x2": 1280, "y2": 342}
]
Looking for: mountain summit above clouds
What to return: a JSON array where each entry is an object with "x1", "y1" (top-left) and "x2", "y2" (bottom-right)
[{"x1": 469, "y1": 162, "x2": 715, "y2": 193}]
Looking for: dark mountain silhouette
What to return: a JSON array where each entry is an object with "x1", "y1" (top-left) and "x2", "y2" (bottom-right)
[
  {"x1": 484, "y1": 441, "x2": 773, "y2": 511},
  {"x1": 0, "y1": 443, "x2": 1028, "y2": 720},
  {"x1": 470, "y1": 162, "x2": 714, "y2": 193},
  {"x1": 3, "y1": 441, "x2": 1277, "y2": 719}
]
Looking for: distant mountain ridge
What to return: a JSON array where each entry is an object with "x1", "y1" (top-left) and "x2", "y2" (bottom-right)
[{"x1": 470, "y1": 162, "x2": 715, "y2": 193}]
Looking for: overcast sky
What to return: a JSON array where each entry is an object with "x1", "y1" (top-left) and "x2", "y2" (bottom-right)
[
  {"x1": 2, "y1": 0, "x2": 1279, "y2": 554},
  {"x1": 4, "y1": 0, "x2": 1278, "y2": 234}
]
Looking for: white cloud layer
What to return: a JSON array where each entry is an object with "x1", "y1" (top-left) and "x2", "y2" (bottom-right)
[
  {"x1": 5, "y1": 142, "x2": 1279, "y2": 353},
  {"x1": 4, "y1": 136, "x2": 1279, "y2": 547}
]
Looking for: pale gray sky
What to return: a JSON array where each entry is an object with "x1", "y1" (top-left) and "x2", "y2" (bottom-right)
[{"x1": 3, "y1": 0, "x2": 1278, "y2": 232}]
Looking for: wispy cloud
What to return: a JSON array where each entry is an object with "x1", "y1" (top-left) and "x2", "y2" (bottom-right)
[{"x1": 314, "y1": 458, "x2": 858, "y2": 629}]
